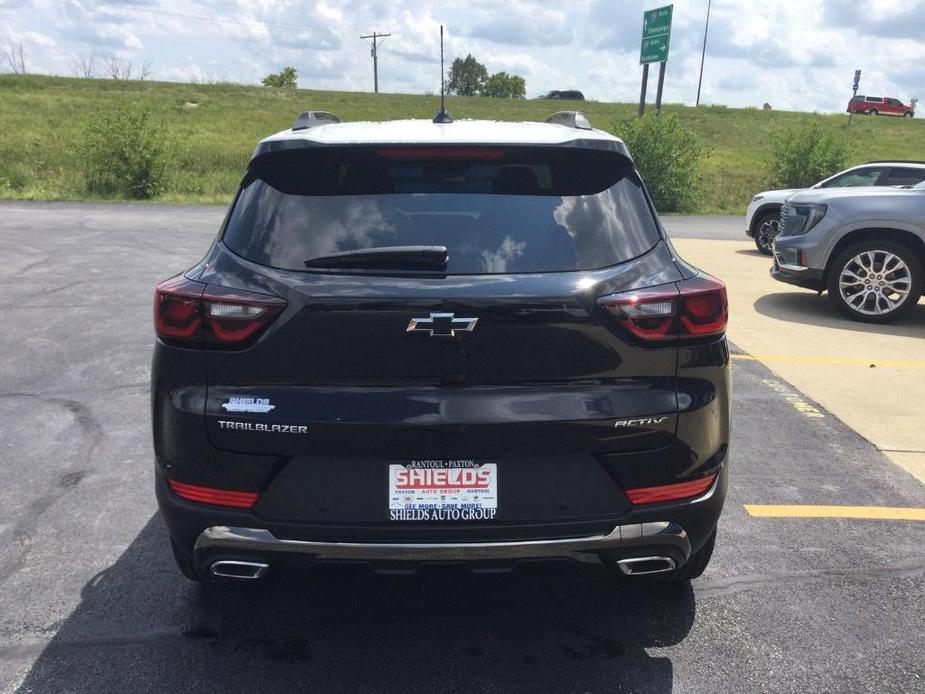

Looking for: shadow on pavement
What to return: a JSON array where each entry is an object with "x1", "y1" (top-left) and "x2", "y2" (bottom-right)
[
  {"x1": 18, "y1": 515, "x2": 695, "y2": 693},
  {"x1": 754, "y1": 292, "x2": 925, "y2": 336},
  {"x1": 734, "y1": 248, "x2": 768, "y2": 258}
]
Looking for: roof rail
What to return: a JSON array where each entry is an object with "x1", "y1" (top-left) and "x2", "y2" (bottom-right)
[
  {"x1": 864, "y1": 160, "x2": 925, "y2": 165},
  {"x1": 291, "y1": 111, "x2": 341, "y2": 131},
  {"x1": 545, "y1": 111, "x2": 592, "y2": 130}
]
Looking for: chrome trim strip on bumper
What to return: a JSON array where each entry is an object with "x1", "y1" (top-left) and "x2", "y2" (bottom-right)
[{"x1": 194, "y1": 520, "x2": 691, "y2": 563}]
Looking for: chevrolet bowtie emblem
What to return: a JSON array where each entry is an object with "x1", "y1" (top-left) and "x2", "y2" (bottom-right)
[{"x1": 406, "y1": 312, "x2": 478, "y2": 337}]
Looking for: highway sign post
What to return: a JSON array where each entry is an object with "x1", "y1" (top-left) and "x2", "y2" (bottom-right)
[
  {"x1": 849, "y1": 69, "x2": 862, "y2": 125},
  {"x1": 639, "y1": 5, "x2": 673, "y2": 116}
]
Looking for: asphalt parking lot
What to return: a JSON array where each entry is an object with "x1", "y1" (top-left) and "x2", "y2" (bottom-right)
[{"x1": 1, "y1": 202, "x2": 924, "y2": 693}]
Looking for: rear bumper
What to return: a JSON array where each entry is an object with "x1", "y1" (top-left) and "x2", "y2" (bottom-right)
[
  {"x1": 194, "y1": 520, "x2": 691, "y2": 564},
  {"x1": 158, "y1": 464, "x2": 727, "y2": 572}
]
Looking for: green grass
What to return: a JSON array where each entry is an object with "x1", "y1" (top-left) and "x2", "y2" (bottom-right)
[{"x1": 2, "y1": 74, "x2": 924, "y2": 213}]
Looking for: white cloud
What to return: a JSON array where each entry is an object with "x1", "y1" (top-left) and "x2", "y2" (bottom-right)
[{"x1": 0, "y1": 0, "x2": 922, "y2": 111}]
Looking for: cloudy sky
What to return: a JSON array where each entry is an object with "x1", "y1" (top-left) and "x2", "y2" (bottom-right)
[{"x1": 2, "y1": 0, "x2": 923, "y2": 112}]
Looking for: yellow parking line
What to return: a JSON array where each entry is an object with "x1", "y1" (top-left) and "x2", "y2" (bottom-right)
[
  {"x1": 744, "y1": 504, "x2": 925, "y2": 521},
  {"x1": 730, "y1": 354, "x2": 925, "y2": 369}
]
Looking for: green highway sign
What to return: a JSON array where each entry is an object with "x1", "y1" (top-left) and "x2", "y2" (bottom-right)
[
  {"x1": 641, "y1": 36, "x2": 669, "y2": 64},
  {"x1": 640, "y1": 4, "x2": 673, "y2": 64}
]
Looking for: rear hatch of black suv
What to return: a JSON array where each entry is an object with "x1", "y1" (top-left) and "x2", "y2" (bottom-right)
[{"x1": 158, "y1": 144, "x2": 725, "y2": 541}]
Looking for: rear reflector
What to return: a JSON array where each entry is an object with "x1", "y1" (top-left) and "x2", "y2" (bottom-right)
[
  {"x1": 168, "y1": 479, "x2": 259, "y2": 509},
  {"x1": 624, "y1": 473, "x2": 717, "y2": 505},
  {"x1": 154, "y1": 276, "x2": 286, "y2": 346},
  {"x1": 597, "y1": 275, "x2": 728, "y2": 342}
]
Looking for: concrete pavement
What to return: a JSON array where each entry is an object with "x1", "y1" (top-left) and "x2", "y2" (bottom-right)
[{"x1": 669, "y1": 234, "x2": 925, "y2": 484}]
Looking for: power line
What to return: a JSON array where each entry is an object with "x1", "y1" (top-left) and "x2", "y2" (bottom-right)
[
  {"x1": 99, "y1": 3, "x2": 327, "y2": 34},
  {"x1": 360, "y1": 31, "x2": 391, "y2": 94}
]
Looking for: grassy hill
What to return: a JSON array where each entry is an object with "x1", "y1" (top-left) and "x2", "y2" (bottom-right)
[{"x1": 2, "y1": 74, "x2": 924, "y2": 213}]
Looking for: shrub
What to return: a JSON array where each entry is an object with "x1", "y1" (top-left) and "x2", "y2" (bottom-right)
[
  {"x1": 262, "y1": 66, "x2": 298, "y2": 88},
  {"x1": 771, "y1": 120, "x2": 851, "y2": 189},
  {"x1": 615, "y1": 114, "x2": 703, "y2": 213},
  {"x1": 78, "y1": 108, "x2": 172, "y2": 199}
]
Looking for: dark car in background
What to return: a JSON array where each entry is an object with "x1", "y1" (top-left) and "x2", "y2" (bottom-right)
[
  {"x1": 539, "y1": 90, "x2": 585, "y2": 100},
  {"x1": 152, "y1": 109, "x2": 730, "y2": 585}
]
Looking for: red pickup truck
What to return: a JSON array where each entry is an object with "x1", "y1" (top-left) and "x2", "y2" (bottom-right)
[{"x1": 847, "y1": 95, "x2": 915, "y2": 117}]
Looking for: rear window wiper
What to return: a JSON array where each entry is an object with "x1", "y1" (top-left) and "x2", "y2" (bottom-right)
[{"x1": 304, "y1": 245, "x2": 448, "y2": 270}]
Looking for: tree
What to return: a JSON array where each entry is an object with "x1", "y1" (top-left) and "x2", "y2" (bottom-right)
[
  {"x1": 262, "y1": 66, "x2": 298, "y2": 88},
  {"x1": 105, "y1": 56, "x2": 133, "y2": 80},
  {"x1": 447, "y1": 54, "x2": 487, "y2": 97},
  {"x1": 481, "y1": 71, "x2": 526, "y2": 99},
  {"x1": 101, "y1": 56, "x2": 152, "y2": 80},
  {"x1": 4, "y1": 44, "x2": 26, "y2": 74},
  {"x1": 72, "y1": 53, "x2": 97, "y2": 78}
]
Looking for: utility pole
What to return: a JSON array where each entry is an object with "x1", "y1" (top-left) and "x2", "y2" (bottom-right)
[
  {"x1": 696, "y1": 0, "x2": 711, "y2": 107},
  {"x1": 360, "y1": 31, "x2": 391, "y2": 93}
]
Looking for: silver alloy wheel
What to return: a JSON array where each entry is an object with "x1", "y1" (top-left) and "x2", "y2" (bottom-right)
[{"x1": 838, "y1": 249, "x2": 912, "y2": 316}]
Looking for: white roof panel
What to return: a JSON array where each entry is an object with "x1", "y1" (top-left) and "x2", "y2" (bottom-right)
[{"x1": 258, "y1": 118, "x2": 623, "y2": 148}]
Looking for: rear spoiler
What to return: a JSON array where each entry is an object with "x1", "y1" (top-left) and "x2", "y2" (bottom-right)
[{"x1": 251, "y1": 137, "x2": 631, "y2": 162}]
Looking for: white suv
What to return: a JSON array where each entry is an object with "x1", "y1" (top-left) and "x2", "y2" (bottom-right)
[{"x1": 746, "y1": 162, "x2": 925, "y2": 255}]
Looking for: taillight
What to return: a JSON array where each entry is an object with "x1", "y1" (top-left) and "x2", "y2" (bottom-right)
[
  {"x1": 154, "y1": 276, "x2": 286, "y2": 346},
  {"x1": 597, "y1": 275, "x2": 727, "y2": 341},
  {"x1": 168, "y1": 479, "x2": 259, "y2": 508},
  {"x1": 624, "y1": 472, "x2": 717, "y2": 505}
]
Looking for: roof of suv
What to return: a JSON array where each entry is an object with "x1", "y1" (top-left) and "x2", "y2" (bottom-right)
[
  {"x1": 254, "y1": 117, "x2": 628, "y2": 158},
  {"x1": 862, "y1": 161, "x2": 925, "y2": 167}
]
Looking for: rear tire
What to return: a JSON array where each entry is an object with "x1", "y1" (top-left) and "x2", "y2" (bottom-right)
[
  {"x1": 753, "y1": 211, "x2": 779, "y2": 255},
  {"x1": 171, "y1": 539, "x2": 203, "y2": 581},
  {"x1": 869, "y1": 109, "x2": 879, "y2": 116},
  {"x1": 671, "y1": 529, "x2": 716, "y2": 581},
  {"x1": 826, "y1": 240, "x2": 923, "y2": 323}
]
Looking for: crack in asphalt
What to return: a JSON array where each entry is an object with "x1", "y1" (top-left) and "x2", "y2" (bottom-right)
[
  {"x1": 693, "y1": 557, "x2": 925, "y2": 598},
  {"x1": 0, "y1": 394, "x2": 104, "y2": 586},
  {"x1": 0, "y1": 384, "x2": 147, "y2": 399}
]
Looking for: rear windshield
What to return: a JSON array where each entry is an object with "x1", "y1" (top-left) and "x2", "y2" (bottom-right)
[{"x1": 222, "y1": 146, "x2": 661, "y2": 274}]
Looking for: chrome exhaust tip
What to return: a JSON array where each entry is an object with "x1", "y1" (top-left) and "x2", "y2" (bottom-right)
[
  {"x1": 616, "y1": 556, "x2": 677, "y2": 576},
  {"x1": 209, "y1": 560, "x2": 269, "y2": 580}
]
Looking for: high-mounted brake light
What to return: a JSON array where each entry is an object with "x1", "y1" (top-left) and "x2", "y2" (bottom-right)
[
  {"x1": 154, "y1": 276, "x2": 286, "y2": 346},
  {"x1": 376, "y1": 148, "x2": 508, "y2": 160},
  {"x1": 624, "y1": 472, "x2": 717, "y2": 505},
  {"x1": 168, "y1": 479, "x2": 259, "y2": 508},
  {"x1": 597, "y1": 275, "x2": 727, "y2": 342}
]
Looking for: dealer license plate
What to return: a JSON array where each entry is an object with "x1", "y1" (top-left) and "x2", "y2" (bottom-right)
[{"x1": 388, "y1": 460, "x2": 498, "y2": 521}]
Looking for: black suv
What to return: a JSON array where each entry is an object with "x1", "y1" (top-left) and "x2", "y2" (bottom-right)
[
  {"x1": 539, "y1": 90, "x2": 585, "y2": 101},
  {"x1": 152, "y1": 110, "x2": 730, "y2": 583}
]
